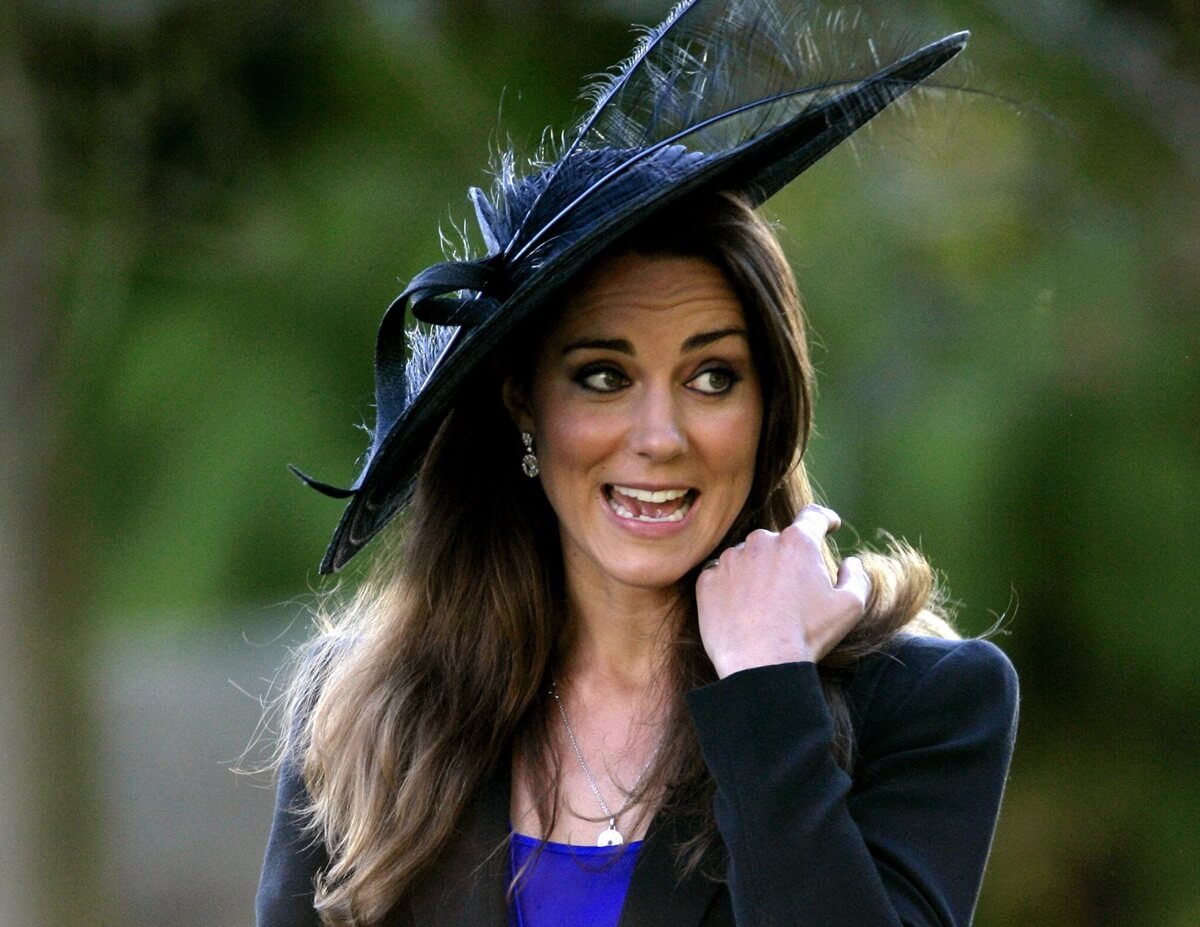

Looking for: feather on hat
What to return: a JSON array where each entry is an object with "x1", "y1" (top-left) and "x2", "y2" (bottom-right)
[{"x1": 295, "y1": 0, "x2": 969, "y2": 573}]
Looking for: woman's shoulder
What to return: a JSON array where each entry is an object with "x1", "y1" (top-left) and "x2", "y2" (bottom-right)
[
  {"x1": 862, "y1": 633, "x2": 1017, "y2": 689},
  {"x1": 847, "y1": 635, "x2": 1019, "y2": 748}
]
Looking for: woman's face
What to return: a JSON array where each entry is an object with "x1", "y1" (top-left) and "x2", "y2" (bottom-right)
[{"x1": 508, "y1": 252, "x2": 763, "y2": 594}]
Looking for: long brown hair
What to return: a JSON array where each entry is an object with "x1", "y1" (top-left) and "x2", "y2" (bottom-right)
[{"x1": 284, "y1": 191, "x2": 954, "y2": 925}]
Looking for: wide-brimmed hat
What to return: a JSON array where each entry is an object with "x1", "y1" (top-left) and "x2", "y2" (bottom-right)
[{"x1": 295, "y1": 0, "x2": 968, "y2": 573}]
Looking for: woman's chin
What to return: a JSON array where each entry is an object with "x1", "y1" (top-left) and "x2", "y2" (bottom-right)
[{"x1": 589, "y1": 553, "x2": 703, "y2": 594}]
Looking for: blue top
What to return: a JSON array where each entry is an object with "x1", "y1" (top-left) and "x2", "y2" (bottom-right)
[{"x1": 509, "y1": 832, "x2": 643, "y2": 927}]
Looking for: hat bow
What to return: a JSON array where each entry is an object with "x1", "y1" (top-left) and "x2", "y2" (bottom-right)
[{"x1": 397, "y1": 256, "x2": 504, "y2": 329}]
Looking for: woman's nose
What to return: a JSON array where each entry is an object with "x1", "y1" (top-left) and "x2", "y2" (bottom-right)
[{"x1": 628, "y1": 387, "x2": 687, "y2": 461}]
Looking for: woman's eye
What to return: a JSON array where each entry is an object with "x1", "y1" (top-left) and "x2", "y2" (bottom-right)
[
  {"x1": 578, "y1": 367, "x2": 629, "y2": 392},
  {"x1": 689, "y1": 368, "x2": 738, "y2": 395}
]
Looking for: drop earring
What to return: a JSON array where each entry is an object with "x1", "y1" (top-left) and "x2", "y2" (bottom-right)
[{"x1": 520, "y1": 432, "x2": 539, "y2": 478}]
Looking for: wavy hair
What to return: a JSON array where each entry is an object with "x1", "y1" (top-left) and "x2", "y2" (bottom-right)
[{"x1": 283, "y1": 191, "x2": 955, "y2": 926}]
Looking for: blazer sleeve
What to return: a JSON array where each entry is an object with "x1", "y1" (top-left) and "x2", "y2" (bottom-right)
[
  {"x1": 685, "y1": 636, "x2": 1018, "y2": 927},
  {"x1": 255, "y1": 751, "x2": 328, "y2": 927}
]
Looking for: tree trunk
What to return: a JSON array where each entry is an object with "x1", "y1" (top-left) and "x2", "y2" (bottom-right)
[{"x1": 0, "y1": 10, "x2": 109, "y2": 925}]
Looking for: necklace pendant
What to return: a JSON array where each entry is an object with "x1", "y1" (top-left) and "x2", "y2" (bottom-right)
[{"x1": 597, "y1": 824, "x2": 624, "y2": 847}]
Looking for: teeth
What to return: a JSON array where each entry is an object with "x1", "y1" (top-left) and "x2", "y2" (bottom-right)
[
  {"x1": 611, "y1": 485, "x2": 690, "y2": 503},
  {"x1": 609, "y1": 498, "x2": 636, "y2": 518},
  {"x1": 606, "y1": 488, "x2": 693, "y2": 523}
]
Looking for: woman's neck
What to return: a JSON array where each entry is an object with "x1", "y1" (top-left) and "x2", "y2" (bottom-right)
[
  {"x1": 558, "y1": 570, "x2": 680, "y2": 696},
  {"x1": 510, "y1": 560, "x2": 682, "y2": 845}
]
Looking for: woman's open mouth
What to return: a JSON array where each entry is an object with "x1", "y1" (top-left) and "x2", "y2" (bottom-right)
[{"x1": 605, "y1": 485, "x2": 697, "y2": 523}]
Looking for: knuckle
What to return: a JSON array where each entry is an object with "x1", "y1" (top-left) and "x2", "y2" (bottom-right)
[
  {"x1": 798, "y1": 504, "x2": 841, "y2": 530},
  {"x1": 745, "y1": 528, "x2": 777, "y2": 547},
  {"x1": 836, "y1": 587, "x2": 867, "y2": 613}
]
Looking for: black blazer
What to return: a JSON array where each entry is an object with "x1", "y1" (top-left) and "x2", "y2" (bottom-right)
[{"x1": 256, "y1": 635, "x2": 1018, "y2": 926}]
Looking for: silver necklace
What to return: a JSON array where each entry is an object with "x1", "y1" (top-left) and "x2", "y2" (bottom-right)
[{"x1": 550, "y1": 683, "x2": 663, "y2": 847}]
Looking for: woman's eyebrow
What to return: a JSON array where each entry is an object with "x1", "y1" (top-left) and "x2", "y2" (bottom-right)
[
  {"x1": 561, "y1": 337, "x2": 633, "y2": 356},
  {"x1": 561, "y1": 328, "x2": 748, "y2": 356},
  {"x1": 681, "y1": 327, "x2": 749, "y2": 351}
]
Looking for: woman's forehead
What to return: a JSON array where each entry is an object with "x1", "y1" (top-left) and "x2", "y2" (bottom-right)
[{"x1": 551, "y1": 252, "x2": 746, "y2": 340}]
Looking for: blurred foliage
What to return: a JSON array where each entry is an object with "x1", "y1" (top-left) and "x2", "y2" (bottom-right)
[{"x1": 9, "y1": 0, "x2": 1199, "y2": 924}]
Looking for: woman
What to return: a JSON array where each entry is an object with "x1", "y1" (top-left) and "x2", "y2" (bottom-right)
[{"x1": 258, "y1": 3, "x2": 1018, "y2": 926}]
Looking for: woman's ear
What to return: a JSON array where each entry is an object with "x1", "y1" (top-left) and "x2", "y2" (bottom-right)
[{"x1": 501, "y1": 377, "x2": 534, "y2": 433}]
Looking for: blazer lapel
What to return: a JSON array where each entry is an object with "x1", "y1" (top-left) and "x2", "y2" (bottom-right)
[
  {"x1": 405, "y1": 761, "x2": 512, "y2": 927},
  {"x1": 618, "y1": 810, "x2": 723, "y2": 927}
]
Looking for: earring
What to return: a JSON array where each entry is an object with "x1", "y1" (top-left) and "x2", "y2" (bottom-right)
[{"x1": 520, "y1": 432, "x2": 539, "y2": 478}]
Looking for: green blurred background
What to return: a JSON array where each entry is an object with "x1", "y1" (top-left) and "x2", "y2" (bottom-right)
[{"x1": 2, "y1": 0, "x2": 1197, "y2": 924}]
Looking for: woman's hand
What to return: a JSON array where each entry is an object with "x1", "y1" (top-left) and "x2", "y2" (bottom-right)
[{"x1": 695, "y1": 505, "x2": 870, "y2": 679}]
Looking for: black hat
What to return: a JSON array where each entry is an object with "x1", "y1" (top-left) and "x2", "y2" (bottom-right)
[{"x1": 295, "y1": 0, "x2": 968, "y2": 573}]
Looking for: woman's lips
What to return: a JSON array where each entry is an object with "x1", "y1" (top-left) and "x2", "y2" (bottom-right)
[{"x1": 605, "y1": 485, "x2": 697, "y2": 523}]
